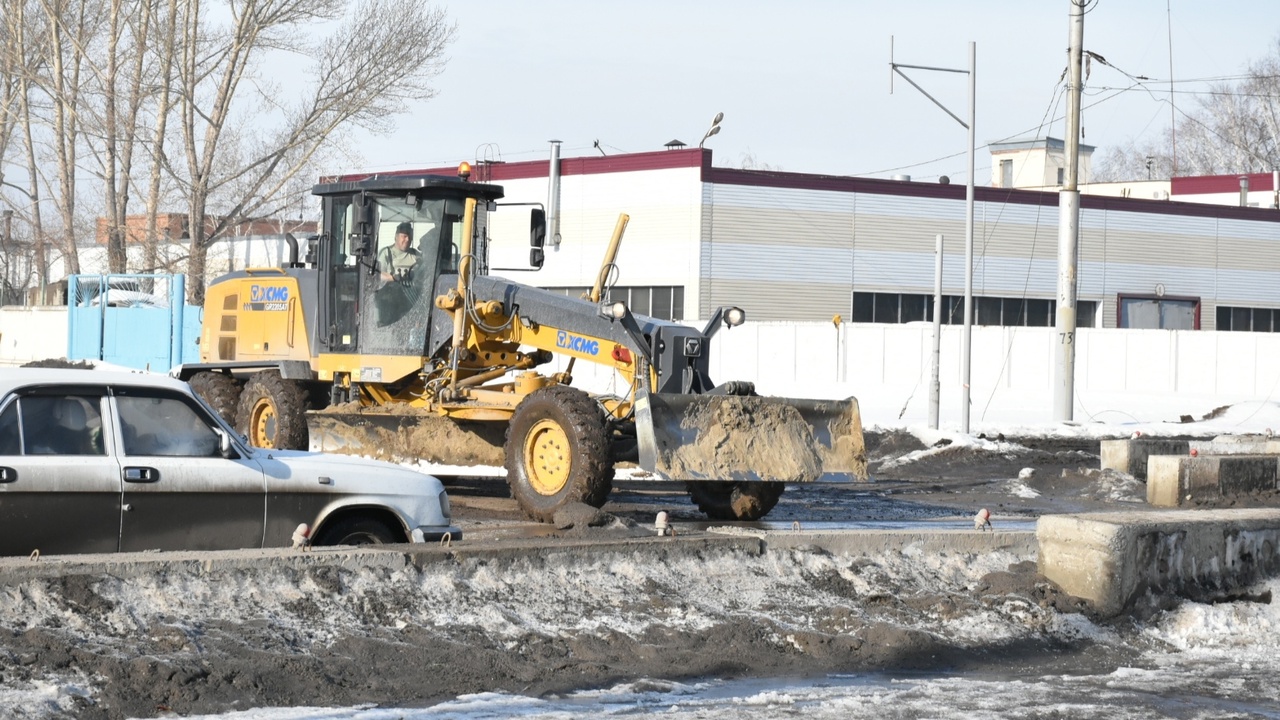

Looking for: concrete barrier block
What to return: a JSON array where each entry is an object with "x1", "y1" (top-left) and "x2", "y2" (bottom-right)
[
  {"x1": 1146, "y1": 455, "x2": 1183, "y2": 507},
  {"x1": 1038, "y1": 509, "x2": 1280, "y2": 617},
  {"x1": 1191, "y1": 434, "x2": 1280, "y2": 456},
  {"x1": 1147, "y1": 454, "x2": 1280, "y2": 507},
  {"x1": 1100, "y1": 439, "x2": 1189, "y2": 479}
]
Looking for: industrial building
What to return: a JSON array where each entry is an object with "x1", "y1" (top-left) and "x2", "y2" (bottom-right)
[{"x1": 401, "y1": 145, "x2": 1280, "y2": 333}]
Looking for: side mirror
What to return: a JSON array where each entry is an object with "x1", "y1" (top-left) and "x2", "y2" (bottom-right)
[
  {"x1": 304, "y1": 234, "x2": 319, "y2": 266},
  {"x1": 216, "y1": 428, "x2": 235, "y2": 459},
  {"x1": 529, "y1": 208, "x2": 547, "y2": 269}
]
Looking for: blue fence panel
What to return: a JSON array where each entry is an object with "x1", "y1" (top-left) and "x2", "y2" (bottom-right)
[
  {"x1": 66, "y1": 274, "x2": 199, "y2": 372},
  {"x1": 181, "y1": 305, "x2": 204, "y2": 365}
]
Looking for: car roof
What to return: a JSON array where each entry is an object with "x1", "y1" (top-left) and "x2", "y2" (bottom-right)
[{"x1": 0, "y1": 367, "x2": 191, "y2": 395}]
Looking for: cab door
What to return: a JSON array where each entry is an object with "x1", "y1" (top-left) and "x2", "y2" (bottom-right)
[
  {"x1": 318, "y1": 195, "x2": 360, "y2": 354},
  {"x1": 0, "y1": 388, "x2": 122, "y2": 556},
  {"x1": 111, "y1": 386, "x2": 266, "y2": 551}
]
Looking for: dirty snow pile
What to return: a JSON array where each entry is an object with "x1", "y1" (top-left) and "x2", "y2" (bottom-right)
[{"x1": 0, "y1": 540, "x2": 1071, "y2": 717}]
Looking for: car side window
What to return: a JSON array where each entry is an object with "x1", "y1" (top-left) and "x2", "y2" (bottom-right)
[
  {"x1": 0, "y1": 401, "x2": 18, "y2": 455},
  {"x1": 21, "y1": 395, "x2": 106, "y2": 456},
  {"x1": 116, "y1": 393, "x2": 220, "y2": 457}
]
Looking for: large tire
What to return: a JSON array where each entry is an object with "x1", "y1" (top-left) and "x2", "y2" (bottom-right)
[
  {"x1": 313, "y1": 515, "x2": 402, "y2": 546},
  {"x1": 236, "y1": 371, "x2": 309, "y2": 450},
  {"x1": 504, "y1": 385, "x2": 612, "y2": 522},
  {"x1": 188, "y1": 371, "x2": 243, "y2": 426},
  {"x1": 686, "y1": 481, "x2": 785, "y2": 521}
]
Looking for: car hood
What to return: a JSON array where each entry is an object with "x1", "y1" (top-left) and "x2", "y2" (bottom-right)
[{"x1": 253, "y1": 449, "x2": 443, "y2": 492}]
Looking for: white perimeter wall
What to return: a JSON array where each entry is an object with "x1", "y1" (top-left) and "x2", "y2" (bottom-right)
[
  {"x1": 5, "y1": 305, "x2": 1277, "y2": 431},
  {"x1": 559, "y1": 321, "x2": 1280, "y2": 431},
  {"x1": 0, "y1": 307, "x2": 70, "y2": 366}
]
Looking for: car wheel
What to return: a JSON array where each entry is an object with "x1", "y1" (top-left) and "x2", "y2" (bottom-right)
[
  {"x1": 504, "y1": 385, "x2": 612, "y2": 523},
  {"x1": 685, "y1": 481, "x2": 785, "y2": 521},
  {"x1": 236, "y1": 371, "x2": 308, "y2": 450},
  {"x1": 189, "y1": 371, "x2": 243, "y2": 426},
  {"x1": 313, "y1": 516, "x2": 403, "y2": 546}
]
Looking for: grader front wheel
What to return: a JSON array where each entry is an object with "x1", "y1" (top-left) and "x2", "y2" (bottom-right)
[
  {"x1": 505, "y1": 386, "x2": 612, "y2": 522},
  {"x1": 236, "y1": 371, "x2": 309, "y2": 450}
]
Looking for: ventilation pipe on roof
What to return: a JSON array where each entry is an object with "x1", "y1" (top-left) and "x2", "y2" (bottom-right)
[
  {"x1": 892, "y1": 174, "x2": 911, "y2": 182},
  {"x1": 1240, "y1": 175, "x2": 1250, "y2": 207},
  {"x1": 548, "y1": 140, "x2": 563, "y2": 249}
]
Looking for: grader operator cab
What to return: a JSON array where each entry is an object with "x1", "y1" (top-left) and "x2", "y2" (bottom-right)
[{"x1": 175, "y1": 166, "x2": 867, "y2": 522}]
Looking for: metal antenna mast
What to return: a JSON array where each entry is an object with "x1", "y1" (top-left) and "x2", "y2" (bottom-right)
[{"x1": 890, "y1": 37, "x2": 977, "y2": 433}]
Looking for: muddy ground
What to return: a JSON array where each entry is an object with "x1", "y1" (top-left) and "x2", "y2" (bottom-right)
[{"x1": 0, "y1": 429, "x2": 1237, "y2": 719}]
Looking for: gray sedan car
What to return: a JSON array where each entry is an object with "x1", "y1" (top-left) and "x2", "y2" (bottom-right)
[{"x1": 0, "y1": 367, "x2": 460, "y2": 555}]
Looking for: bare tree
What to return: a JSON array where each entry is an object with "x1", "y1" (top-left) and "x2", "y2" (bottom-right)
[
  {"x1": 168, "y1": 0, "x2": 455, "y2": 304},
  {"x1": 140, "y1": 0, "x2": 179, "y2": 276},
  {"x1": 1094, "y1": 37, "x2": 1280, "y2": 181},
  {"x1": 1, "y1": 0, "x2": 52, "y2": 299},
  {"x1": 38, "y1": 0, "x2": 109, "y2": 277}
]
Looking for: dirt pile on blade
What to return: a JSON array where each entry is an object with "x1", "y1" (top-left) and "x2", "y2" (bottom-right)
[
  {"x1": 659, "y1": 396, "x2": 823, "y2": 482},
  {"x1": 309, "y1": 407, "x2": 506, "y2": 466}
]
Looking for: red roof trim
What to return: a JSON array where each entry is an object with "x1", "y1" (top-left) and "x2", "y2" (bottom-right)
[
  {"x1": 331, "y1": 149, "x2": 1280, "y2": 224},
  {"x1": 1172, "y1": 172, "x2": 1276, "y2": 195},
  {"x1": 707, "y1": 166, "x2": 1280, "y2": 222},
  {"x1": 337, "y1": 148, "x2": 709, "y2": 184}
]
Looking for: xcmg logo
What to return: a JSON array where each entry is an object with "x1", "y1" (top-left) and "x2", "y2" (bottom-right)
[
  {"x1": 250, "y1": 285, "x2": 289, "y2": 303},
  {"x1": 556, "y1": 330, "x2": 599, "y2": 356}
]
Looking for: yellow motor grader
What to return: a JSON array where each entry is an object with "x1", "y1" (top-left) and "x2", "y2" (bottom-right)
[{"x1": 174, "y1": 166, "x2": 866, "y2": 521}]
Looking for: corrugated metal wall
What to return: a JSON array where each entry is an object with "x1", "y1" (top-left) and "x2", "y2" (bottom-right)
[{"x1": 702, "y1": 181, "x2": 1280, "y2": 326}]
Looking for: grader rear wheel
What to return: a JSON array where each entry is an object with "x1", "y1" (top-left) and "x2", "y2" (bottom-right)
[
  {"x1": 686, "y1": 481, "x2": 785, "y2": 521},
  {"x1": 504, "y1": 385, "x2": 612, "y2": 522},
  {"x1": 236, "y1": 371, "x2": 309, "y2": 450},
  {"x1": 188, "y1": 371, "x2": 243, "y2": 426}
]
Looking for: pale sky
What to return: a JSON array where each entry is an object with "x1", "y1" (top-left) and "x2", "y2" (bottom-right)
[{"x1": 343, "y1": 1, "x2": 1279, "y2": 185}]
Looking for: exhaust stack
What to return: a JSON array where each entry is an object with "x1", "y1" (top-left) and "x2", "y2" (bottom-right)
[{"x1": 548, "y1": 140, "x2": 562, "y2": 249}]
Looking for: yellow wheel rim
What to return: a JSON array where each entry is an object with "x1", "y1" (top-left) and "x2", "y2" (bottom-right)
[
  {"x1": 250, "y1": 398, "x2": 277, "y2": 448},
  {"x1": 523, "y1": 418, "x2": 570, "y2": 495}
]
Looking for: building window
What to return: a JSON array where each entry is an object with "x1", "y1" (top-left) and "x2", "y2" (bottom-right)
[
  {"x1": 545, "y1": 286, "x2": 684, "y2": 321},
  {"x1": 1056, "y1": 167, "x2": 1065, "y2": 185},
  {"x1": 1118, "y1": 295, "x2": 1199, "y2": 329},
  {"x1": 1216, "y1": 305, "x2": 1279, "y2": 332},
  {"x1": 852, "y1": 292, "x2": 1096, "y2": 328},
  {"x1": 1000, "y1": 159, "x2": 1013, "y2": 188}
]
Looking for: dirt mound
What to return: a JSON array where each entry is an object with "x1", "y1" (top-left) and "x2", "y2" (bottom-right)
[
  {"x1": 21, "y1": 358, "x2": 94, "y2": 369},
  {"x1": 863, "y1": 429, "x2": 928, "y2": 460}
]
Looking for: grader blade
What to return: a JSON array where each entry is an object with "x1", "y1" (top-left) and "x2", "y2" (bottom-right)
[
  {"x1": 635, "y1": 391, "x2": 868, "y2": 483},
  {"x1": 306, "y1": 409, "x2": 507, "y2": 467}
]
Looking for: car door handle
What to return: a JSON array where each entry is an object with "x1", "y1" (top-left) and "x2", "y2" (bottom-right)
[
  {"x1": 0, "y1": 466, "x2": 14, "y2": 483},
  {"x1": 123, "y1": 466, "x2": 159, "y2": 483}
]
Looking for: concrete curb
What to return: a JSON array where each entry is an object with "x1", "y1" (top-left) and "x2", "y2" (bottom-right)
[{"x1": 0, "y1": 529, "x2": 1036, "y2": 583}]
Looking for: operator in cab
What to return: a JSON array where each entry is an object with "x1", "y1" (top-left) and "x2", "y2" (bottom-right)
[{"x1": 379, "y1": 221, "x2": 420, "y2": 283}]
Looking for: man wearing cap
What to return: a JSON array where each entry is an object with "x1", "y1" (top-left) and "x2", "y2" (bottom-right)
[{"x1": 379, "y1": 221, "x2": 420, "y2": 282}]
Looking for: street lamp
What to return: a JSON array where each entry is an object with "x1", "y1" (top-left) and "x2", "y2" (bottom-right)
[{"x1": 699, "y1": 112, "x2": 723, "y2": 149}]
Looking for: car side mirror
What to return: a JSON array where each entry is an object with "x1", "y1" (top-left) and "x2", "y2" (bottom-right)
[{"x1": 217, "y1": 428, "x2": 235, "y2": 459}]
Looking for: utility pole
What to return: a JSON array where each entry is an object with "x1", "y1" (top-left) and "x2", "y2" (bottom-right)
[
  {"x1": 1054, "y1": 0, "x2": 1085, "y2": 422},
  {"x1": 891, "y1": 38, "x2": 976, "y2": 433}
]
